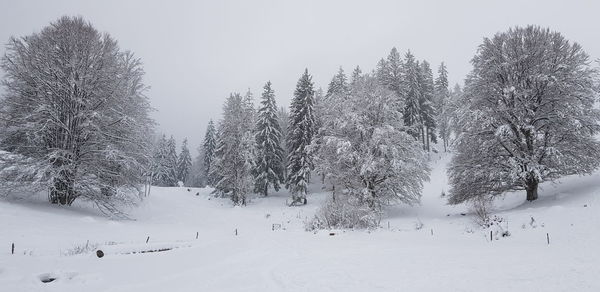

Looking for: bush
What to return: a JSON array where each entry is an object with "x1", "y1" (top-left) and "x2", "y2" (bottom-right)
[{"x1": 306, "y1": 195, "x2": 381, "y2": 230}]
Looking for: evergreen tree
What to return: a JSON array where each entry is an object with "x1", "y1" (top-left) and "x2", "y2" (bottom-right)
[
  {"x1": 379, "y1": 47, "x2": 404, "y2": 96},
  {"x1": 165, "y1": 136, "x2": 179, "y2": 186},
  {"x1": 177, "y1": 138, "x2": 192, "y2": 185},
  {"x1": 202, "y1": 120, "x2": 217, "y2": 186},
  {"x1": 278, "y1": 107, "x2": 290, "y2": 181},
  {"x1": 449, "y1": 26, "x2": 600, "y2": 204},
  {"x1": 151, "y1": 135, "x2": 169, "y2": 186},
  {"x1": 286, "y1": 69, "x2": 316, "y2": 205},
  {"x1": 419, "y1": 60, "x2": 437, "y2": 151},
  {"x1": 211, "y1": 93, "x2": 255, "y2": 206},
  {"x1": 350, "y1": 65, "x2": 362, "y2": 86},
  {"x1": 325, "y1": 67, "x2": 349, "y2": 98},
  {"x1": 403, "y1": 51, "x2": 423, "y2": 139},
  {"x1": 253, "y1": 81, "x2": 285, "y2": 196},
  {"x1": 434, "y1": 62, "x2": 451, "y2": 152}
]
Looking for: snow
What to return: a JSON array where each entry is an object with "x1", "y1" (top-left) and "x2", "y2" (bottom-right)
[{"x1": 1, "y1": 153, "x2": 600, "y2": 291}]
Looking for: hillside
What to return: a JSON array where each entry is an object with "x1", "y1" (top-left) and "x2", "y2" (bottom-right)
[{"x1": 1, "y1": 153, "x2": 600, "y2": 291}]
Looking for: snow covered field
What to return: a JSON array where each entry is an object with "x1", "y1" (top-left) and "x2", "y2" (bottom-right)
[{"x1": 1, "y1": 153, "x2": 600, "y2": 291}]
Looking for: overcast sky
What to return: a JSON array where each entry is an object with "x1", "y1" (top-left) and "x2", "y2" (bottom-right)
[{"x1": 0, "y1": 0, "x2": 599, "y2": 152}]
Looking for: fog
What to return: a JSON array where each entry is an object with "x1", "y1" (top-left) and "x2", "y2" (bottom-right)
[{"x1": 0, "y1": 0, "x2": 598, "y2": 151}]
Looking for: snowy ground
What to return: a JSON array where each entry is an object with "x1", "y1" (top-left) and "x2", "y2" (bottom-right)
[{"x1": 1, "y1": 153, "x2": 600, "y2": 291}]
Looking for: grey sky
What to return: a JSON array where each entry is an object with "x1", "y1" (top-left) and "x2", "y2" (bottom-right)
[{"x1": 0, "y1": 0, "x2": 599, "y2": 152}]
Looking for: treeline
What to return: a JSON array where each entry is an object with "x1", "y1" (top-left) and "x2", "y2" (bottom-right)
[{"x1": 0, "y1": 17, "x2": 598, "y2": 222}]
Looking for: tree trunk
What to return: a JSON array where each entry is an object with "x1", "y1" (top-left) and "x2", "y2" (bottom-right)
[{"x1": 526, "y1": 179, "x2": 539, "y2": 201}]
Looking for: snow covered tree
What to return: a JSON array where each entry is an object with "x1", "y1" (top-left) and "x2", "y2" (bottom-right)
[
  {"x1": 449, "y1": 26, "x2": 600, "y2": 204},
  {"x1": 177, "y1": 138, "x2": 192, "y2": 185},
  {"x1": 434, "y1": 62, "x2": 451, "y2": 152},
  {"x1": 151, "y1": 135, "x2": 169, "y2": 186},
  {"x1": 325, "y1": 67, "x2": 349, "y2": 99},
  {"x1": 164, "y1": 136, "x2": 178, "y2": 186},
  {"x1": 419, "y1": 61, "x2": 437, "y2": 151},
  {"x1": 211, "y1": 93, "x2": 255, "y2": 206},
  {"x1": 377, "y1": 47, "x2": 404, "y2": 97},
  {"x1": 278, "y1": 107, "x2": 290, "y2": 181},
  {"x1": 286, "y1": 69, "x2": 316, "y2": 205},
  {"x1": 351, "y1": 66, "x2": 362, "y2": 86},
  {"x1": 202, "y1": 120, "x2": 217, "y2": 186},
  {"x1": 253, "y1": 81, "x2": 285, "y2": 196},
  {"x1": 403, "y1": 51, "x2": 423, "y2": 139},
  {"x1": 0, "y1": 16, "x2": 154, "y2": 214},
  {"x1": 314, "y1": 74, "x2": 429, "y2": 213}
]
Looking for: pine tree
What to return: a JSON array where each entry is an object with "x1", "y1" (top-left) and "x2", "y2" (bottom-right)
[
  {"x1": 434, "y1": 62, "x2": 451, "y2": 152},
  {"x1": 253, "y1": 81, "x2": 285, "y2": 196},
  {"x1": 286, "y1": 69, "x2": 316, "y2": 205},
  {"x1": 202, "y1": 120, "x2": 217, "y2": 186},
  {"x1": 177, "y1": 138, "x2": 192, "y2": 185},
  {"x1": 449, "y1": 26, "x2": 600, "y2": 204}
]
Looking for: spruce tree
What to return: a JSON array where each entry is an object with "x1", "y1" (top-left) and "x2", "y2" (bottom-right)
[
  {"x1": 211, "y1": 93, "x2": 255, "y2": 206},
  {"x1": 286, "y1": 69, "x2": 315, "y2": 205},
  {"x1": 202, "y1": 120, "x2": 217, "y2": 186},
  {"x1": 419, "y1": 60, "x2": 437, "y2": 151},
  {"x1": 151, "y1": 135, "x2": 169, "y2": 186},
  {"x1": 253, "y1": 81, "x2": 285, "y2": 196},
  {"x1": 350, "y1": 66, "x2": 362, "y2": 86},
  {"x1": 325, "y1": 67, "x2": 349, "y2": 99},
  {"x1": 165, "y1": 136, "x2": 179, "y2": 186},
  {"x1": 177, "y1": 138, "x2": 193, "y2": 185},
  {"x1": 434, "y1": 62, "x2": 451, "y2": 152},
  {"x1": 403, "y1": 51, "x2": 423, "y2": 139}
]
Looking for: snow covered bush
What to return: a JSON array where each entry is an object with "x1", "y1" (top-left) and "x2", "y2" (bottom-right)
[
  {"x1": 306, "y1": 195, "x2": 381, "y2": 230},
  {"x1": 0, "y1": 16, "x2": 154, "y2": 215},
  {"x1": 449, "y1": 25, "x2": 600, "y2": 204}
]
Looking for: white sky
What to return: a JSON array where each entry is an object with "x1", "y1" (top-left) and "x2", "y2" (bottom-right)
[{"x1": 0, "y1": 0, "x2": 599, "y2": 152}]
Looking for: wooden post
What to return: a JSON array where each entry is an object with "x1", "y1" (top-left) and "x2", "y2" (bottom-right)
[
  {"x1": 490, "y1": 230, "x2": 493, "y2": 241},
  {"x1": 146, "y1": 236, "x2": 150, "y2": 243},
  {"x1": 431, "y1": 229, "x2": 433, "y2": 236},
  {"x1": 196, "y1": 232, "x2": 199, "y2": 239},
  {"x1": 547, "y1": 233, "x2": 550, "y2": 245},
  {"x1": 11, "y1": 243, "x2": 14, "y2": 255},
  {"x1": 235, "y1": 229, "x2": 238, "y2": 236}
]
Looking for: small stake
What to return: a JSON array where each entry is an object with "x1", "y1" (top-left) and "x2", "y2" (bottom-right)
[
  {"x1": 11, "y1": 243, "x2": 14, "y2": 255},
  {"x1": 196, "y1": 232, "x2": 199, "y2": 239},
  {"x1": 235, "y1": 229, "x2": 238, "y2": 236},
  {"x1": 431, "y1": 229, "x2": 433, "y2": 236},
  {"x1": 146, "y1": 236, "x2": 150, "y2": 243},
  {"x1": 547, "y1": 233, "x2": 550, "y2": 245},
  {"x1": 490, "y1": 230, "x2": 493, "y2": 242},
  {"x1": 387, "y1": 221, "x2": 390, "y2": 229}
]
